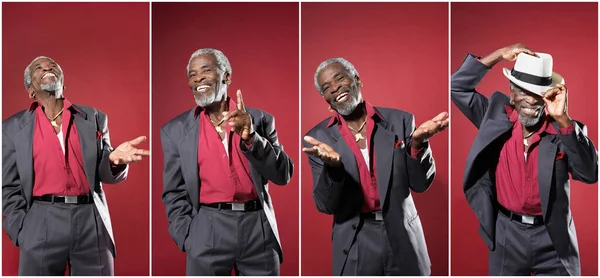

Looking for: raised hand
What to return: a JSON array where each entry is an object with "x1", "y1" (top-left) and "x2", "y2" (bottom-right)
[
  {"x1": 223, "y1": 89, "x2": 254, "y2": 142},
  {"x1": 109, "y1": 136, "x2": 150, "y2": 165},
  {"x1": 302, "y1": 136, "x2": 342, "y2": 167},
  {"x1": 542, "y1": 84, "x2": 571, "y2": 128},
  {"x1": 411, "y1": 112, "x2": 449, "y2": 149}
]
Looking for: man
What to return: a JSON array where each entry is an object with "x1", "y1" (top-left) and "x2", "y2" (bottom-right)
[
  {"x1": 451, "y1": 43, "x2": 598, "y2": 275},
  {"x1": 161, "y1": 48, "x2": 293, "y2": 275},
  {"x1": 302, "y1": 58, "x2": 448, "y2": 276},
  {"x1": 2, "y1": 56, "x2": 150, "y2": 275}
]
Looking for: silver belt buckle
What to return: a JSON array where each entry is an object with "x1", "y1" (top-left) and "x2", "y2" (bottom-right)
[
  {"x1": 64, "y1": 196, "x2": 78, "y2": 204},
  {"x1": 521, "y1": 215, "x2": 535, "y2": 225},
  {"x1": 375, "y1": 211, "x2": 383, "y2": 221},
  {"x1": 231, "y1": 203, "x2": 245, "y2": 211}
]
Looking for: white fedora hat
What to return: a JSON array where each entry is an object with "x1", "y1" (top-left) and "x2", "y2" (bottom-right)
[{"x1": 502, "y1": 52, "x2": 564, "y2": 95}]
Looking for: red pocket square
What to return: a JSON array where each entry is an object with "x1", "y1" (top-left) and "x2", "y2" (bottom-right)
[
  {"x1": 96, "y1": 131, "x2": 103, "y2": 139},
  {"x1": 394, "y1": 140, "x2": 404, "y2": 148},
  {"x1": 555, "y1": 152, "x2": 566, "y2": 161}
]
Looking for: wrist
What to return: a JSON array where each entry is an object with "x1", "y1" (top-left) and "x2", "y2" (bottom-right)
[{"x1": 555, "y1": 115, "x2": 572, "y2": 128}]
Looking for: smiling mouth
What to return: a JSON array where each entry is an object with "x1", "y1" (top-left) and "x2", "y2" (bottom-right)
[
  {"x1": 196, "y1": 85, "x2": 211, "y2": 92},
  {"x1": 41, "y1": 73, "x2": 56, "y2": 79},
  {"x1": 522, "y1": 107, "x2": 541, "y2": 116},
  {"x1": 335, "y1": 92, "x2": 349, "y2": 103}
]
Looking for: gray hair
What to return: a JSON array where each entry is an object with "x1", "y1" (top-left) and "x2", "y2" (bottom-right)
[
  {"x1": 314, "y1": 58, "x2": 359, "y2": 95},
  {"x1": 24, "y1": 56, "x2": 64, "y2": 90},
  {"x1": 187, "y1": 48, "x2": 232, "y2": 77}
]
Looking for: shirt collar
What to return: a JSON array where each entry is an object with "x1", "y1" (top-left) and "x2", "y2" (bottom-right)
[
  {"x1": 29, "y1": 98, "x2": 79, "y2": 114},
  {"x1": 327, "y1": 101, "x2": 384, "y2": 127}
]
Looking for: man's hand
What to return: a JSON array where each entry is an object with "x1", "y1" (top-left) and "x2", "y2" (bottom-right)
[
  {"x1": 411, "y1": 112, "x2": 449, "y2": 149},
  {"x1": 542, "y1": 84, "x2": 572, "y2": 128},
  {"x1": 109, "y1": 136, "x2": 150, "y2": 165},
  {"x1": 302, "y1": 136, "x2": 342, "y2": 167},
  {"x1": 480, "y1": 43, "x2": 538, "y2": 67},
  {"x1": 223, "y1": 89, "x2": 254, "y2": 142}
]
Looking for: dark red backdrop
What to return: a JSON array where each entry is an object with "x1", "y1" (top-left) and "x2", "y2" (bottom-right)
[
  {"x1": 301, "y1": 3, "x2": 449, "y2": 275},
  {"x1": 151, "y1": 2, "x2": 299, "y2": 276},
  {"x1": 451, "y1": 2, "x2": 598, "y2": 275},
  {"x1": 2, "y1": 2, "x2": 150, "y2": 275}
]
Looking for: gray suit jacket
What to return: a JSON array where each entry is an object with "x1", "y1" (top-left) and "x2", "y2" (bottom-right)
[
  {"x1": 451, "y1": 54, "x2": 598, "y2": 275},
  {"x1": 2, "y1": 104, "x2": 128, "y2": 257},
  {"x1": 304, "y1": 107, "x2": 435, "y2": 275},
  {"x1": 160, "y1": 106, "x2": 293, "y2": 262}
]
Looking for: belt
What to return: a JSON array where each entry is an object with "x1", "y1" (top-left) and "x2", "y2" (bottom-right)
[
  {"x1": 201, "y1": 200, "x2": 262, "y2": 211},
  {"x1": 361, "y1": 211, "x2": 383, "y2": 221},
  {"x1": 33, "y1": 194, "x2": 93, "y2": 204},
  {"x1": 498, "y1": 205, "x2": 544, "y2": 226}
]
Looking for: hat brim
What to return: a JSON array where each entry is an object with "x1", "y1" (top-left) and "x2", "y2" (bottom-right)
[{"x1": 503, "y1": 68, "x2": 564, "y2": 95}]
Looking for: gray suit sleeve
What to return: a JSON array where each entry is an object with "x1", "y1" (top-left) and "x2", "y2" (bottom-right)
[
  {"x1": 160, "y1": 127, "x2": 193, "y2": 251},
  {"x1": 2, "y1": 128, "x2": 27, "y2": 246},
  {"x1": 559, "y1": 122, "x2": 598, "y2": 184},
  {"x1": 451, "y1": 54, "x2": 492, "y2": 129},
  {"x1": 97, "y1": 112, "x2": 128, "y2": 184},
  {"x1": 303, "y1": 139, "x2": 346, "y2": 215},
  {"x1": 240, "y1": 112, "x2": 293, "y2": 185},
  {"x1": 405, "y1": 114, "x2": 436, "y2": 193}
]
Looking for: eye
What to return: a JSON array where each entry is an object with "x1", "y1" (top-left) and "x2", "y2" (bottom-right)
[
  {"x1": 203, "y1": 69, "x2": 212, "y2": 73},
  {"x1": 336, "y1": 75, "x2": 344, "y2": 81}
]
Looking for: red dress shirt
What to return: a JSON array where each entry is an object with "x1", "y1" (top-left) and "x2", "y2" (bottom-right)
[
  {"x1": 32, "y1": 99, "x2": 90, "y2": 196},
  {"x1": 328, "y1": 102, "x2": 423, "y2": 212},
  {"x1": 496, "y1": 106, "x2": 574, "y2": 215},
  {"x1": 197, "y1": 98, "x2": 258, "y2": 203}
]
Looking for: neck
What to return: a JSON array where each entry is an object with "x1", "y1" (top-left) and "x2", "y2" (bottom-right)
[
  {"x1": 37, "y1": 93, "x2": 64, "y2": 117},
  {"x1": 205, "y1": 96, "x2": 228, "y2": 121},
  {"x1": 342, "y1": 101, "x2": 367, "y2": 125}
]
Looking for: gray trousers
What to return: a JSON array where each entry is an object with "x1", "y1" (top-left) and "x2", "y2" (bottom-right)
[
  {"x1": 340, "y1": 218, "x2": 400, "y2": 276},
  {"x1": 489, "y1": 212, "x2": 569, "y2": 276},
  {"x1": 185, "y1": 206, "x2": 280, "y2": 276},
  {"x1": 17, "y1": 201, "x2": 113, "y2": 276}
]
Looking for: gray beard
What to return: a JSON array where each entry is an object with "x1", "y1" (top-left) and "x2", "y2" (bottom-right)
[
  {"x1": 335, "y1": 89, "x2": 363, "y2": 116},
  {"x1": 195, "y1": 83, "x2": 227, "y2": 107},
  {"x1": 519, "y1": 108, "x2": 544, "y2": 127},
  {"x1": 40, "y1": 81, "x2": 64, "y2": 99}
]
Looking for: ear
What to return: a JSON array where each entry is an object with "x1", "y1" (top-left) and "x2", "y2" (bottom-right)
[
  {"x1": 27, "y1": 87, "x2": 35, "y2": 99},
  {"x1": 355, "y1": 75, "x2": 363, "y2": 87},
  {"x1": 223, "y1": 72, "x2": 231, "y2": 85}
]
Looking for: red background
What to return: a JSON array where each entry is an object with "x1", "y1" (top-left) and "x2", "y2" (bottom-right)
[
  {"x1": 151, "y1": 3, "x2": 299, "y2": 276},
  {"x1": 301, "y1": 3, "x2": 449, "y2": 275},
  {"x1": 2, "y1": 2, "x2": 150, "y2": 275},
  {"x1": 451, "y1": 2, "x2": 598, "y2": 275}
]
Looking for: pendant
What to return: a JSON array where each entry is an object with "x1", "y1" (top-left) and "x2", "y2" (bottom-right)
[
  {"x1": 51, "y1": 120, "x2": 58, "y2": 127},
  {"x1": 355, "y1": 133, "x2": 364, "y2": 142},
  {"x1": 215, "y1": 125, "x2": 223, "y2": 133},
  {"x1": 524, "y1": 138, "x2": 529, "y2": 147}
]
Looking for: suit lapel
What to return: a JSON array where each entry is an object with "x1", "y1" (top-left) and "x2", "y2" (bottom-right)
[
  {"x1": 180, "y1": 109, "x2": 200, "y2": 210},
  {"x1": 16, "y1": 110, "x2": 35, "y2": 205},
  {"x1": 326, "y1": 123, "x2": 360, "y2": 185},
  {"x1": 538, "y1": 136, "x2": 557, "y2": 219},
  {"x1": 72, "y1": 107, "x2": 98, "y2": 192},
  {"x1": 373, "y1": 121, "x2": 394, "y2": 206}
]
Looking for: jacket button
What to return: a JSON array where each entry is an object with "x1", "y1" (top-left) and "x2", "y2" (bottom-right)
[
  {"x1": 352, "y1": 224, "x2": 357, "y2": 230},
  {"x1": 343, "y1": 249, "x2": 348, "y2": 255}
]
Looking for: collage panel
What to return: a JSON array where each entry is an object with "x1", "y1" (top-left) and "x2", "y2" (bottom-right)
[
  {"x1": 151, "y1": 2, "x2": 299, "y2": 276},
  {"x1": 2, "y1": 2, "x2": 150, "y2": 275},
  {"x1": 301, "y1": 2, "x2": 449, "y2": 276},
  {"x1": 450, "y1": 2, "x2": 598, "y2": 276}
]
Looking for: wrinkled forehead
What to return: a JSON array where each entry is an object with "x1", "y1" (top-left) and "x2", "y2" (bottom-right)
[
  {"x1": 189, "y1": 53, "x2": 218, "y2": 69},
  {"x1": 28, "y1": 57, "x2": 62, "y2": 72},
  {"x1": 318, "y1": 63, "x2": 351, "y2": 83}
]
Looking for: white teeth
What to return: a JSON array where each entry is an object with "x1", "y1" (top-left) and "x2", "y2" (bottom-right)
[
  {"x1": 196, "y1": 85, "x2": 210, "y2": 92},
  {"x1": 336, "y1": 93, "x2": 348, "y2": 102},
  {"x1": 42, "y1": 73, "x2": 55, "y2": 79}
]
